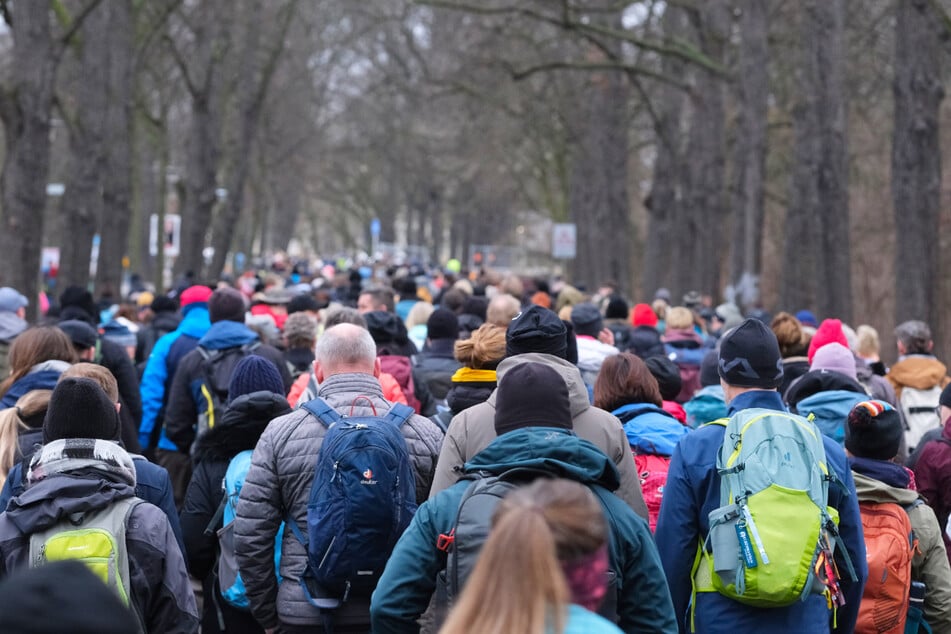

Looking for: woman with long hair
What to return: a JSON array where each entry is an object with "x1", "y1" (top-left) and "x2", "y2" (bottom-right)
[
  {"x1": 439, "y1": 478, "x2": 622, "y2": 634},
  {"x1": 0, "y1": 389, "x2": 51, "y2": 488},
  {"x1": 0, "y1": 327, "x2": 77, "y2": 409},
  {"x1": 594, "y1": 352, "x2": 688, "y2": 531}
]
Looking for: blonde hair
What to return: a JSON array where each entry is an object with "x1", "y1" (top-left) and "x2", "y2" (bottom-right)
[
  {"x1": 405, "y1": 301, "x2": 435, "y2": 330},
  {"x1": 454, "y1": 324, "x2": 506, "y2": 370},
  {"x1": 651, "y1": 299, "x2": 667, "y2": 321},
  {"x1": 0, "y1": 389, "x2": 52, "y2": 488},
  {"x1": 666, "y1": 306, "x2": 694, "y2": 330},
  {"x1": 439, "y1": 479, "x2": 608, "y2": 634},
  {"x1": 856, "y1": 325, "x2": 880, "y2": 359},
  {"x1": 60, "y1": 363, "x2": 119, "y2": 402}
]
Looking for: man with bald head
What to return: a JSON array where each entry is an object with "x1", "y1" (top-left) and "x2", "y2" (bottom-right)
[{"x1": 234, "y1": 323, "x2": 443, "y2": 633}]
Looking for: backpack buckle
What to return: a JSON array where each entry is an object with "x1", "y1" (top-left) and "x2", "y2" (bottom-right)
[{"x1": 437, "y1": 528, "x2": 455, "y2": 552}]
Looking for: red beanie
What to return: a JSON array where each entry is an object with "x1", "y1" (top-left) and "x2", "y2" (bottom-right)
[
  {"x1": 807, "y1": 318, "x2": 848, "y2": 363},
  {"x1": 632, "y1": 303, "x2": 658, "y2": 328},
  {"x1": 180, "y1": 285, "x2": 213, "y2": 308}
]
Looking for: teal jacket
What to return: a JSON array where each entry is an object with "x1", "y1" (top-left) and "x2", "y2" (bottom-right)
[{"x1": 369, "y1": 427, "x2": 677, "y2": 634}]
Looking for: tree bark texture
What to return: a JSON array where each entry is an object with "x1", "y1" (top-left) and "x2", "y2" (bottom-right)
[
  {"x1": 781, "y1": 0, "x2": 851, "y2": 321},
  {"x1": 0, "y1": 2, "x2": 56, "y2": 318},
  {"x1": 95, "y1": 0, "x2": 135, "y2": 297},
  {"x1": 892, "y1": 0, "x2": 944, "y2": 329},
  {"x1": 728, "y1": 0, "x2": 769, "y2": 309}
]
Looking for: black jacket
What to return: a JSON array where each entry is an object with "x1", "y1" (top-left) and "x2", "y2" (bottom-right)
[
  {"x1": 136, "y1": 311, "x2": 182, "y2": 366},
  {"x1": 627, "y1": 325, "x2": 666, "y2": 359},
  {"x1": 98, "y1": 339, "x2": 144, "y2": 455},
  {"x1": 784, "y1": 369, "x2": 867, "y2": 410},
  {"x1": 412, "y1": 340, "x2": 462, "y2": 401},
  {"x1": 180, "y1": 391, "x2": 291, "y2": 634}
]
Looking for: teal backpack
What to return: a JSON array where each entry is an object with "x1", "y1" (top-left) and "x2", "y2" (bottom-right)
[{"x1": 692, "y1": 409, "x2": 857, "y2": 623}]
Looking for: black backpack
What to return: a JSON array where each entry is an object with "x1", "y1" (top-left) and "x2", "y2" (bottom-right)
[{"x1": 192, "y1": 342, "x2": 260, "y2": 454}]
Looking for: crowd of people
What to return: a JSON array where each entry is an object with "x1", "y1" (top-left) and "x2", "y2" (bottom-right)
[{"x1": 0, "y1": 264, "x2": 947, "y2": 634}]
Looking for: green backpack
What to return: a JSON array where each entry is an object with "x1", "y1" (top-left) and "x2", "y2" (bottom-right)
[
  {"x1": 29, "y1": 497, "x2": 143, "y2": 607},
  {"x1": 696, "y1": 408, "x2": 857, "y2": 609}
]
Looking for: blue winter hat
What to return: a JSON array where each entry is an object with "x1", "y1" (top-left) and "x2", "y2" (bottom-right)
[
  {"x1": 795, "y1": 310, "x2": 818, "y2": 328},
  {"x1": 228, "y1": 355, "x2": 284, "y2": 403}
]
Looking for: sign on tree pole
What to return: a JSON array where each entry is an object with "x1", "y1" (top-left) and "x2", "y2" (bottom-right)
[{"x1": 552, "y1": 223, "x2": 577, "y2": 259}]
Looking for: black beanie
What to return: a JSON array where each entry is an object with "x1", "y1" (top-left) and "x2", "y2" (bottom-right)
[
  {"x1": 228, "y1": 355, "x2": 285, "y2": 403},
  {"x1": 365, "y1": 311, "x2": 401, "y2": 344},
  {"x1": 0, "y1": 560, "x2": 141, "y2": 634},
  {"x1": 645, "y1": 355, "x2": 683, "y2": 401},
  {"x1": 718, "y1": 318, "x2": 784, "y2": 389},
  {"x1": 700, "y1": 349, "x2": 720, "y2": 387},
  {"x1": 427, "y1": 308, "x2": 459, "y2": 341},
  {"x1": 208, "y1": 287, "x2": 247, "y2": 323},
  {"x1": 605, "y1": 296, "x2": 629, "y2": 320},
  {"x1": 494, "y1": 362, "x2": 572, "y2": 436},
  {"x1": 845, "y1": 400, "x2": 904, "y2": 460},
  {"x1": 59, "y1": 286, "x2": 98, "y2": 326},
  {"x1": 506, "y1": 305, "x2": 568, "y2": 359},
  {"x1": 571, "y1": 302, "x2": 604, "y2": 338},
  {"x1": 43, "y1": 377, "x2": 120, "y2": 443}
]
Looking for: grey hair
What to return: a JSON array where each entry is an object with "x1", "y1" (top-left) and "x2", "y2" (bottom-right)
[
  {"x1": 895, "y1": 320, "x2": 932, "y2": 354},
  {"x1": 316, "y1": 323, "x2": 377, "y2": 371}
]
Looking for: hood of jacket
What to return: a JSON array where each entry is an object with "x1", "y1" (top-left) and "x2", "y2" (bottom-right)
[
  {"x1": 6, "y1": 439, "x2": 136, "y2": 535},
  {"x1": 1, "y1": 362, "x2": 70, "y2": 408},
  {"x1": 150, "y1": 311, "x2": 182, "y2": 334},
  {"x1": 492, "y1": 353, "x2": 593, "y2": 419},
  {"x1": 197, "y1": 320, "x2": 260, "y2": 350},
  {"x1": 178, "y1": 305, "x2": 211, "y2": 339},
  {"x1": 889, "y1": 355, "x2": 949, "y2": 390},
  {"x1": 785, "y1": 369, "x2": 867, "y2": 408},
  {"x1": 193, "y1": 391, "x2": 291, "y2": 462},
  {"x1": 663, "y1": 329, "x2": 704, "y2": 348},
  {"x1": 684, "y1": 385, "x2": 728, "y2": 428},
  {"x1": 0, "y1": 312, "x2": 27, "y2": 342},
  {"x1": 851, "y1": 470, "x2": 919, "y2": 506},
  {"x1": 464, "y1": 427, "x2": 620, "y2": 492},
  {"x1": 446, "y1": 381, "x2": 495, "y2": 415},
  {"x1": 612, "y1": 403, "x2": 687, "y2": 456}
]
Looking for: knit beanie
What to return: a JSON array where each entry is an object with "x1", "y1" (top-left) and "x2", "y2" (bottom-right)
[
  {"x1": 0, "y1": 560, "x2": 141, "y2": 634},
  {"x1": 810, "y1": 342, "x2": 857, "y2": 380},
  {"x1": 795, "y1": 310, "x2": 818, "y2": 328},
  {"x1": 151, "y1": 295, "x2": 179, "y2": 314},
  {"x1": 505, "y1": 305, "x2": 569, "y2": 360},
  {"x1": 43, "y1": 377, "x2": 120, "y2": 443},
  {"x1": 180, "y1": 285, "x2": 213, "y2": 311},
  {"x1": 427, "y1": 308, "x2": 459, "y2": 341},
  {"x1": 571, "y1": 303, "x2": 603, "y2": 338},
  {"x1": 605, "y1": 296, "x2": 629, "y2": 320},
  {"x1": 494, "y1": 362, "x2": 572, "y2": 436},
  {"x1": 718, "y1": 318, "x2": 784, "y2": 389},
  {"x1": 227, "y1": 355, "x2": 285, "y2": 403},
  {"x1": 845, "y1": 400, "x2": 903, "y2": 460},
  {"x1": 700, "y1": 349, "x2": 720, "y2": 387},
  {"x1": 208, "y1": 287, "x2": 247, "y2": 323},
  {"x1": 59, "y1": 286, "x2": 98, "y2": 325},
  {"x1": 645, "y1": 355, "x2": 683, "y2": 401},
  {"x1": 807, "y1": 319, "x2": 849, "y2": 363},
  {"x1": 631, "y1": 303, "x2": 658, "y2": 328}
]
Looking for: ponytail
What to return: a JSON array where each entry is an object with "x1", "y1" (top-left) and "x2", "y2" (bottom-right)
[{"x1": 0, "y1": 407, "x2": 26, "y2": 489}]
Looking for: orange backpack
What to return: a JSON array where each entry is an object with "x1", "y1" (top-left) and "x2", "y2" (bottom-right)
[{"x1": 856, "y1": 500, "x2": 920, "y2": 634}]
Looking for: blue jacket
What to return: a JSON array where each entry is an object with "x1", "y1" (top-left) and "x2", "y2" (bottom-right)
[
  {"x1": 0, "y1": 454, "x2": 185, "y2": 558},
  {"x1": 654, "y1": 390, "x2": 867, "y2": 634},
  {"x1": 370, "y1": 427, "x2": 677, "y2": 634},
  {"x1": 138, "y1": 305, "x2": 210, "y2": 451},
  {"x1": 0, "y1": 364, "x2": 67, "y2": 409},
  {"x1": 612, "y1": 403, "x2": 689, "y2": 456}
]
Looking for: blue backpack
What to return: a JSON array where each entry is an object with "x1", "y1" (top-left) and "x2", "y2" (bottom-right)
[
  {"x1": 209, "y1": 450, "x2": 283, "y2": 611},
  {"x1": 795, "y1": 390, "x2": 868, "y2": 444},
  {"x1": 294, "y1": 397, "x2": 417, "y2": 607}
]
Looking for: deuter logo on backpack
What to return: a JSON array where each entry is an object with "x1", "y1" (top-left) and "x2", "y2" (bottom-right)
[
  {"x1": 292, "y1": 397, "x2": 417, "y2": 608},
  {"x1": 698, "y1": 409, "x2": 857, "y2": 611}
]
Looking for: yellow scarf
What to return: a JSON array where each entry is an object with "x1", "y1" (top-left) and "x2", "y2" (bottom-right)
[{"x1": 451, "y1": 368, "x2": 497, "y2": 383}]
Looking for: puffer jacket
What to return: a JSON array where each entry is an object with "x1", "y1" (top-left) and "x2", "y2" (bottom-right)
[
  {"x1": 430, "y1": 353, "x2": 649, "y2": 520},
  {"x1": 181, "y1": 391, "x2": 291, "y2": 634},
  {"x1": 852, "y1": 464, "x2": 951, "y2": 633},
  {"x1": 913, "y1": 414, "x2": 951, "y2": 566},
  {"x1": 411, "y1": 339, "x2": 462, "y2": 401},
  {"x1": 370, "y1": 427, "x2": 677, "y2": 634},
  {"x1": 0, "y1": 439, "x2": 197, "y2": 633},
  {"x1": 233, "y1": 373, "x2": 444, "y2": 630}
]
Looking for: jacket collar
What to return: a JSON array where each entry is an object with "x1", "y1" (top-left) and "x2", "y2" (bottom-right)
[
  {"x1": 198, "y1": 320, "x2": 259, "y2": 349},
  {"x1": 727, "y1": 389, "x2": 786, "y2": 415}
]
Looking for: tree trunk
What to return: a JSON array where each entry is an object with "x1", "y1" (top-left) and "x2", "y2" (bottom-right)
[
  {"x1": 57, "y1": 3, "x2": 109, "y2": 292},
  {"x1": 95, "y1": 0, "x2": 135, "y2": 297},
  {"x1": 643, "y1": 6, "x2": 686, "y2": 300},
  {"x1": 0, "y1": 2, "x2": 56, "y2": 319},
  {"x1": 728, "y1": 0, "x2": 769, "y2": 310},
  {"x1": 781, "y1": 0, "x2": 850, "y2": 320},
  {"x1": 892, "y1": 0, "x2": 944, "y2": 329}
]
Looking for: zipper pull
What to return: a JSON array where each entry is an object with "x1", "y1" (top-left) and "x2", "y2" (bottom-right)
[{"x1": 330, "y1": 461, "x2": 339, "y2": 483}]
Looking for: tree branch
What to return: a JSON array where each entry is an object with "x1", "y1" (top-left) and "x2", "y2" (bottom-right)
[
  {"x1": 507, "y1": 59, "x2": 689, "y2": 90},
  {"x1": 133, "y1": 0, "x2": 185, "y2": 73},
  {"x1": 53, "y1": 0, "x2": 105, "y2": 57}
]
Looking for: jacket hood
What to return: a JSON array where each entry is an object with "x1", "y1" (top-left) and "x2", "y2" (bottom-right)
[
  {"x1": 663, "y1": 329, "x2": 704, "y2": 348},
  {"x1": 890, "y1": 356, "x2": 949, "y2": 390},
  {"x1": 492, "y1": 353, "x2": 592, "y2": 418},
  {"x1": 851, "y1": 470, "x2": 919, "y2": 506},
  {"x1": 0, "y1": 312, "x2": 27, "y2": 342},
  {"x1": 446, "y1": 381, "x2": 495, "y2": 415},
  {"x1": 464, "y1": 427, "x2": 620, "y2": 491},
  {"x1": 612, "y1": 403, "x2": 687, "y2": 456},
  {"x1": 197, "y1": 320, "x2": 259, "y2": 349},
  {"x1": 150, "y1": 311, "x2": 181, "y2": 333},
  {"x1": 1, "y1": 367, "x2": 66, "y2": 408},
  {"x1": 785, "y1": 369, "x2": 867, "y2": 408},
  {"x1": 193, "y1": 391, "x2": 291, "y2": 461},
  {"x1": 178, "y1": 305, "x2": 211, "y2": 339}
]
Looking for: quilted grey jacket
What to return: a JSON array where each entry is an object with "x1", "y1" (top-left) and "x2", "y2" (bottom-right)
[{"x1": 234, "y1": 373, "x2": 444, "y2": 629}]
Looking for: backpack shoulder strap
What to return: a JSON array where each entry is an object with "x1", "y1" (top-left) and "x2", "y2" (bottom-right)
[
  {"x1": 241, "y1": 341, "x2": 262, "y2": 354},
  {"x1": 703, "y1": 417, "x2": 729, "y2": 428},
  {"x1": 300, "y1": 397, "x2": 342, "y2": 428},
  {"x1": 385, "y1": 402, "x2": 415, "y2": 427}
]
